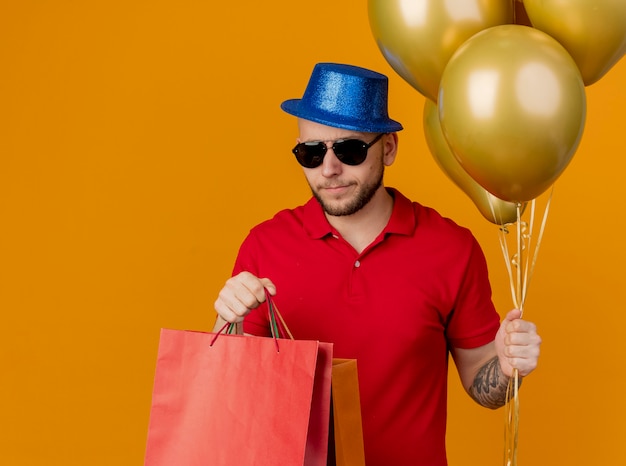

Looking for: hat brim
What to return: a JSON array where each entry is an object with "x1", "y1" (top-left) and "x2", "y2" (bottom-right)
[{"x1": 281, "y1": 99, "x2": 403, "y2": 134}]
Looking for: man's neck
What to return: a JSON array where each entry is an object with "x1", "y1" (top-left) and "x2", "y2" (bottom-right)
[{"x1": 325, "y1": 187, "x2": 394, "y2": 254}]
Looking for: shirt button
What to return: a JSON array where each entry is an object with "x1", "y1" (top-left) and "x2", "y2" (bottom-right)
[{"x1": 354, "y1": 260, "x2": 361, "y2": 268}]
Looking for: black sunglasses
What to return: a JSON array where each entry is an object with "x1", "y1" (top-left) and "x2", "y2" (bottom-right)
[{"x1": 292, "y1": 133, "x2": 386, "y2": 168}]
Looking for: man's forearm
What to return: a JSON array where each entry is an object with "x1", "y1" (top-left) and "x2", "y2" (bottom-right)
[{"x1": 468, "y1": 356, "x2": 520, "y2": 409}]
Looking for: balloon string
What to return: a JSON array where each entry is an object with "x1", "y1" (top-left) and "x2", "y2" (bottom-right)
[
  {"x1": 524, "y1": 187, "x2": 553, "y2": 305},
  {"x1": 497, "y1": 218, "x2": 519, "y2": 310},
  {"x1": 504, "y1": 369, "x2": 520, "y2": 466},
  {"x1": 496, "y1": 186, "x2": 554, "y2": 466},
  {"x1": 516, "y1": 204, "x2": 524, "y2": 314},
  {"x1": 497, "y1": 187, "x2": 553, "y2": 312}
]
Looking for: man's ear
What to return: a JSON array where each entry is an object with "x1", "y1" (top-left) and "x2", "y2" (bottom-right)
[{"x1": 383, "y1": 132, "x2": 399, "y2": 166}]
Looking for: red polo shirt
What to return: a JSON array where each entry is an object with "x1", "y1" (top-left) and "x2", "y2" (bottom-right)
[{"x1": 238, "y1": 188, "x2": 500, "y2": 466}]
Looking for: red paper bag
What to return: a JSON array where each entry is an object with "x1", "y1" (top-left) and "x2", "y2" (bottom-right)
[{"x1": 144, "y1": 328, "x2": 333, "y2": 466}]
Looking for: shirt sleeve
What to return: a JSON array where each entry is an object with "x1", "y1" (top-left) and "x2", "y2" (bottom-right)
[{"x1": 445, "y1": 236, "x2": 501, "y2": 349}]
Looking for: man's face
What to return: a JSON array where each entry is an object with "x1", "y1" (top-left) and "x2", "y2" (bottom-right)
[{"x1": 296, "y1": 119, "x2": 387, "y2": 217}]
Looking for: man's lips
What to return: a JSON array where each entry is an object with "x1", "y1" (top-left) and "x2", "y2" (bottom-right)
[{"x1": 321, "y1": 185, "x2": 349, "y2": 195}]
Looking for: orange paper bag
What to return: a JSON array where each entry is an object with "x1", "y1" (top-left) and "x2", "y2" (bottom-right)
[
  {"x1": 329, "y1": 358, "x2": 366, "y2": 466},
  {"x1": 144, "y1": 328, "x2": 333, "y2": 466}
]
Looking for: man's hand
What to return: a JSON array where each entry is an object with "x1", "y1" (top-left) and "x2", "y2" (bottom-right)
[
  {"x1": 213, "y1": 272, "x2": 276, "y2": 330},
  {"x1": 495, "y1": 309, "x2": 542, "y2": 377}
]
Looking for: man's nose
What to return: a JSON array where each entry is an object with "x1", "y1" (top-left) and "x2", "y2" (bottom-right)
[{"x1": 320, "y1": 146, "x2": 343, "y2": 176}]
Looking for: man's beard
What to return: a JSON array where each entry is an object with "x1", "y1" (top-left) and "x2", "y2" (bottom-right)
[{"x1": 310, "y1": 167, "x2": 384, "y2": 217}]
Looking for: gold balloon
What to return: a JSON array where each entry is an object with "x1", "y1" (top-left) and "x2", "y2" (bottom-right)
[
  {"x1": 423, "y1": 99, "x2": 521, "y2": 225},
  {"x1": 438, "y1": 25, "x2": 586, "y2": 203},
  {"x1": 368, "y1": 0, "x2": 514, "y2": 102},
  {"x1": 523, "y1": 0, "x2": 626, "y2": 86}
]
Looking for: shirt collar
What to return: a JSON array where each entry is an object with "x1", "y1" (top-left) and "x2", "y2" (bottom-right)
[{"x1": 302, "y1": 187, "x2": 417, "y2": 239}]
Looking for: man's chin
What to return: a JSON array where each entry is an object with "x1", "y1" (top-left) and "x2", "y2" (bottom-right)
[
  {"x1": 312, "y1": 186, "x2": 367, "y2": 216},
  {"x1": 319, "y1": 200, "x2": 359, "y2": 217}
]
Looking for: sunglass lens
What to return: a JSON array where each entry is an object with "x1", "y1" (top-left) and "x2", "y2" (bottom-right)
[
  {"x1": 333, "y1": 139, "x2": 368, "y2": 165},
  {"x1": 293, "y1": 142, "x2": 326, "y2": 168}
]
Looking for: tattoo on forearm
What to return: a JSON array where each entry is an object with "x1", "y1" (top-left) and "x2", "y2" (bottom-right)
[{"x1": 469, "y1": 356, "x2": 514, "y2": 409}]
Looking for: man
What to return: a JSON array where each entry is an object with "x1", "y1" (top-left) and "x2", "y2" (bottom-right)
[{"x1": 213, "y1": 63, "x2": 541, "y2": 466}]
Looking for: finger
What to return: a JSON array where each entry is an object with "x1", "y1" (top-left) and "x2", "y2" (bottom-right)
[
  {"x1": 500, "y1": 345, "x2": 540, "y2": 374},
  {"x1": 236, "y1": 272, "x2": 275, "y2": 305},
  {"x1": 505, "y1": 328, "x2": 541, "y2": 346},
  {"x1": 505, "y1": 356, "x2": 539, "y2": 377},
  {"x1": 504, "y1": 308, "x2": 522, "y2": 322},
  {"x1": 214, "y1": 276, "x2": 260, "y2": 322},
  {"x1": 506, "y1": 321, "x2": 539, "y2": 339},
  {"x1": 504, "y1": 341, "x2": 541, "y2": 359},
  {"x1": 213, "y1": 298, "x2": 245, "y2": 323},
  {"x1": 260, "y1": 278, "x2": 277, "y2": 297},
  {"x1": 215, "y1": 287, "x2": 253, "y2": 321},
  {"x1": 231, "y1": 293, "x2": 260, "y2": 316}
]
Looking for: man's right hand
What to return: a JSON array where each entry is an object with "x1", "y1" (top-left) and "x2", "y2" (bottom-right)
[{"x1": 213, "y1": 272, "x2": 276, "y2": 330}]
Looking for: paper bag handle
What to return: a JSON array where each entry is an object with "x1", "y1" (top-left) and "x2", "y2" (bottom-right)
[
  {"x1": 266, "y1": 288, "x2": 294, "y2": 340},
  {"x1": 211, "y1": 288, "x2": 292, "y2": 351}
]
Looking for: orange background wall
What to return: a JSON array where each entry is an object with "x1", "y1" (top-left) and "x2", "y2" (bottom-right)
[{"x1": 1, "y1": 1, "x2": 624, "y2": 465}]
